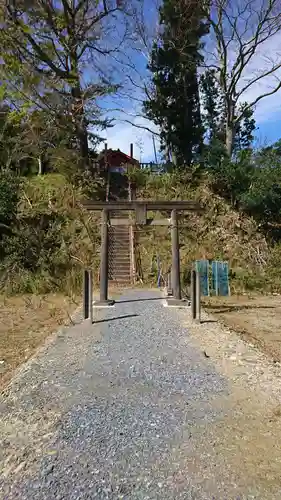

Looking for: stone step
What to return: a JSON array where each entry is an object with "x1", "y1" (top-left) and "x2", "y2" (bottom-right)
[
  {"x1": 108, "y1": 204, "x2": 133, "y2": 283},
  {"x1": 108, "y1": 275, "x2": 131, "y2": 283},
  {"x1": 112, "y1": 263, "x2": 130, "y2": 268},
  {"x1": 111, "y1": 256, "x2": 130, "y2": 262},
  {"x1": 110, "y1": 232, "x2": 130, "y2": 237},
  {"x1": 109, "y1": 281, "x2": 131, "y2": 286},
  {"x1": 110, "y1": 257, "x2": 130, "y2": 262},
  {"x1": 110, "y1": 251, "x2": 130, "y2": 256},
  {"x1": 110, "y1": 237, "x2": 130, "y2": 243},
  {"x1": 110, "y1": 246, "x2": 129, "y2": 252},
  {"x1": 112, "y1": 255, "x2": 130, "y2": 260},
  {"x1": 113, "y1": 265, "x2": 131, "y2": 272},
  {"x1": 110, "y1": 242, "x2": 130, "y2": 247},
  {"x1": 110, "y1": 236, "x2": 129, "y2": 241},
  {"x1": 110, "y1": 245, "x2": 130, "y2": 252},
  {"x1": 109, "y1": 269, "x2": 131, "y2": 276},
  {"x1": 110, "y1": 224, "x2": 130, "y2": 229},
  {"x1": 109, "y1": 230, "x2": 130, "y2": 236}
]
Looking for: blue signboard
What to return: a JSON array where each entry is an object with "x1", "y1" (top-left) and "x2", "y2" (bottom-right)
[
  {"x1": 194, "y1": 260, "x2": 230, "y2": 297},
  {"x1": 195, "y1": 259, "x2": 209, "y2": 296},
  {"x1": 212, "y1": 261, "x2": 229, "y2": 296}
]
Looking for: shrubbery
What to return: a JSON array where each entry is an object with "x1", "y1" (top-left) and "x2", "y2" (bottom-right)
[{"x1": 0, "y1": 172, "x2": 100, "y2": 295}]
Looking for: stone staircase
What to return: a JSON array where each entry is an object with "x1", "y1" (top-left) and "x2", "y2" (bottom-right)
[{"x1": 108, "y1": 212, "x2": 133, "y2": 285}]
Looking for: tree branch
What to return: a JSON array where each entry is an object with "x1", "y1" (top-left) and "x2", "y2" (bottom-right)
[{"x1": 236, "y1": 81, "x2": 281, "y2": 121}]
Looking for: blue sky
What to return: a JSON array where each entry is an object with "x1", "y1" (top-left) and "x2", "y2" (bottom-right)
[
  {"x1": 94, "y1": 0, "x2": 281, "y2": 162},
  {"x1": 100, "y1": 115, "x2": 281, "y2": 163},
  {"x1": 255, "y1": 119, "x2": 281, "y2": 148}
]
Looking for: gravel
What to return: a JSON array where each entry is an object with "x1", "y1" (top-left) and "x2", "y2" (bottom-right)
[{"x1": 0, "y1": 289, "x2": 272, "y2": 499}]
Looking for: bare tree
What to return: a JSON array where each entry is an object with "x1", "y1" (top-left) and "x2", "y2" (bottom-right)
[
  {"x1": 98, "y1": 0, "x2": 162, "y2": 138},
  {"x1": 204, "y1": 0, "x2": 281, "y2": 155},
  {"x1": 2, "y1": 1, "x2": 133, "y2": 167}
]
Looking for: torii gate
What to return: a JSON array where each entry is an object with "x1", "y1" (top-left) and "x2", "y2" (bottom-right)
[{"x1": 81, "y1": 200, "x2": 203, "y2": 306}]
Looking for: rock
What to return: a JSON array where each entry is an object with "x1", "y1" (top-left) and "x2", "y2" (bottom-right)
[{"x1": 42, "y1": 464, "x2": 55, "y2": 476}]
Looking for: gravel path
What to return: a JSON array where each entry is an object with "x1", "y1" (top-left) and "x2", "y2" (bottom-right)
[{"x1": 1, "y1": 289, "x2": 280, "y2": 499}]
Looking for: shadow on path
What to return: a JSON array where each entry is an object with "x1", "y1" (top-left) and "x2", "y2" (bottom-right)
[
  {"x1": 200, "y1": 319, "x2": 218, "y2": 324},
  {"x1": 93, "y1": 314, "x2": 139, "y2": 324},
  {"x1": 116, "y1": 297, "x2": 162, "y2": 304}
]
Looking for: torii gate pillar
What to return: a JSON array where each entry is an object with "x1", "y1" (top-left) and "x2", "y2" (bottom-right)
[{"x1": 171, "y1": 209, "x2": 181, "y2": 300}]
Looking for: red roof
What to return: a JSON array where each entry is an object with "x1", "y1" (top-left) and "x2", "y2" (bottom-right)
[{"x1": 98, "y1": 149, "x2": 139, "y2": 168}]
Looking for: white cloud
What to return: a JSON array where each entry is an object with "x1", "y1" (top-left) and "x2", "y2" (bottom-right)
[
  {"x1": 205, "y1": 26, "x2": 281, "y2": 124},
  {"x1": 235, "y1": 33, "x2": 281, "y2": 123},
  {"x1": 97, "y1": 116, "x2": 160, "y2": 162}
]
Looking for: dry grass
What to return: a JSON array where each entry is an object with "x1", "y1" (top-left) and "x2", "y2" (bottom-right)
[
  {"x1": 203, "y1": 294, "x2": 281, "y2": 362},
  {"x1": 137, "y1": 174, "x2": 269, "y2": 278},
  {"x1": 0, "y1": 293, "x2": 79, "y2": 390}
]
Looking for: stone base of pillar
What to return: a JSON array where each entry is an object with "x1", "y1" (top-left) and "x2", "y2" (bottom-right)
[
  {"x1": 93, "y1": 299, "x2": 115, "y2": 308},
  {"x1": 164, "y1": 298, "x2": 190, "y2": 307}
]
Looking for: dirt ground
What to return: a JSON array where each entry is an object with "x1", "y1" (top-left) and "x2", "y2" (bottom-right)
[
  {"x1": 0, "y1": 294, "x2": 79, "y2": 390},
  {"x1": 203, "y1": 293, "x2": 281, "y2": 362}
]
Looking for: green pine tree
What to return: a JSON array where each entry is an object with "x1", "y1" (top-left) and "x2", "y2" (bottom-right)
[{"x1": 144, "y1": 0, "x2": 208, "y2": 167}]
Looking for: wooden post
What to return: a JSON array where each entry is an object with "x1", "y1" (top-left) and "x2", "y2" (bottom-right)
[
  {"x1": 191, "y1": 269, "x2": 196, "y2": 320},
  {"x1": 94, "y1": 208, "x2": 115, "y2": 307},
  {"x1": 83, "y1": 269, "x2": 89, "y2": 320},
  {"x1": 88, "y1": 269, "x2": 93, "y2": 323},
  {"x1": 100, "y1": 209, "x2": 109, "y2": 302},
  {"x1": 171, "y1": 209, "x2": 181, "y2": 300},
  {"x1": 105, "y1": 142, "x2": 110, "y2": 202},
  {"x1": 167, "y1": 271, "x2": 173, "y2": 296},
  {"x1": 128, "y1": 145, "x2": 136, "y2": 284},
  {"x1": 196, "y1": 271, "x2": 201, "y2": 323},
  {"x1": 97, "y1": 209, "x2": 115, "y2": 306}
]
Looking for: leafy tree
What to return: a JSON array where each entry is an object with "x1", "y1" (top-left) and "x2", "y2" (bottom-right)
[
  {"x1": 200, "y1": 69, "x2": 225, "y2": 145},
  {"x1": 200, "y1": 69, "x2": 227, "y2": 167},
  {"x1": 0, "y1": 170, "x2": 20, "y2": 245},
  {"x1": 233, "y1": 105, "x2": 256, "y2": 155},
  {"x1": 0, "y1": 105, "x2": 29, "y2": 170},
  {"x1": 2, "y1": 1, "x2": 126, "y2": 169},
  {"x1": 241, "y1": 146, "x2": 281, "y2": 233},
  {"x1": 258, "y1": 139, "x2": 281, "y2": 159},
  {"x1": 200, "y1": 69, "x2": 256, "y2": 163},
  {"x1": 144, "y1": 0, "x2": 208, "y2": 167},
  {"x1": 0, "y1": 105, "x2": 60, "y2": 175},
  {"x1": 210, "y1": 150, "x2": 254, "y2": 207}
]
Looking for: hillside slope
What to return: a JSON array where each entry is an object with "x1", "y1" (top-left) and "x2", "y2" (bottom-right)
[
  {"x1": 135, "y1": 172, "x2": 270, "y2": 291},
  {"x1": 2, "y1": 171, "x2": 277, "y2": 295}
]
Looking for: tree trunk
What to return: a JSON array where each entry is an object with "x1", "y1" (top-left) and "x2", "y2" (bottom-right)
[
  {"x1": 225, "y1": 124, "x2": 234, "y2": 157},
  {"x1": 225, "y1": 100, "x2": 235, "y2": 157},
  {"x1": 70, "y1": 49, "x2": 89, "y2": 171},
  {"x1": 165, "y1": 145, "x2": 171, "y2": 163},
  {"x1": 38, "y1": 155, "x2": 43, "y2": 175},
  {"x1": 193, "y1": 69, "x2": 204, "y2": 159},
  {"x1": 171, "y1": 151, "x2": 177, "y2": 166},
  {"x1": 71, "y1": 85, "x2": 89, "y2": 170}
]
